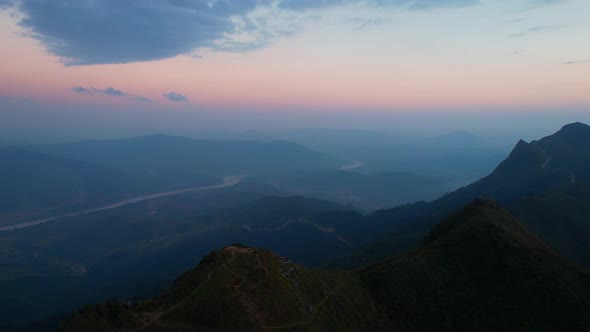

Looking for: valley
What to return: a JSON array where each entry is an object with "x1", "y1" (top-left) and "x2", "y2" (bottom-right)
[
  {"x1": 2, "y1": 123, "x2": 590, "y2": 331},
  {"x1": 0, "y1": 175, "x2": 246, "y2": 232},
  {"x1": 2, "y1": 2, "x2": 589, "y2": 330}
]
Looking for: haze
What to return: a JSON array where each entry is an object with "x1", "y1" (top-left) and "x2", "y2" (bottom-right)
[
  {"x1": 3, "y1": 2, "x2": 590, "y2": 331},
  {"x1": 1, "y1": 0, "x2": 589, "y2": 143}
]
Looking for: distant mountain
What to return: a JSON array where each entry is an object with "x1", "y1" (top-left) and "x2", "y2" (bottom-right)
[
  {"x1": 343, "y1": 122, "x2": 590, "y2": 267},
  {"x1": 37, "y1": 134, "x2": 342, "y2": 183},
  {"x1": 333, "y1": 143, "x2": 506, "y2": 188},
  {"x1": 421, "y1": 130, "x2": 490, "y2": 149},
  {"x1": 0, "y1": 139, "x2": 22, "y2": 148},
  {"x1": 62, "y1": 200, "x2": 590, "y2": 331},
  {"x1": 272, "y1": 128, "x2": 397, "y2": 150},
  {"x1": 279, "y1": 170, "x2": 448, "y2": 210},
  {"x1": 0, "y1": 147, "x2": 173, "y2": 226},
  {"x1": 437, "y1": 122, "x2": 589, "y2": 204},
  {"x1": 7, "y1": 123, "x2": 590, "y2": 329}
]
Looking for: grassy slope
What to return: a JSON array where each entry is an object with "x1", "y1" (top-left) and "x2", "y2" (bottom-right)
[{"x1": 62, "y1": 200, "x2": 590, "y2": 332}]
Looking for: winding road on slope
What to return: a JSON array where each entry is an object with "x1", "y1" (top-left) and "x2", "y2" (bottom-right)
[
  {"x1": 256, "y1": 218, "x2": 353, "y2": 247},
  {"x1": 0, "y1": 175, "x2": 247, "y2": 232},
  {"x1": 570, "y1": 170, "x2": 576, "y2": 184},
  {"x1": 538, "y1": 150, "x2": 576, "y2": 184}
]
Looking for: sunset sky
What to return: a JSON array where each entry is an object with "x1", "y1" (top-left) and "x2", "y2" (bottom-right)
[{"x1": 1, "y1": 0, "x2": 589, "y2": 140}]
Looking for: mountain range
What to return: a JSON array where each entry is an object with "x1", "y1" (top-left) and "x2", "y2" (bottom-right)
[
  {"x1": 3, "y1": 122, "x2": 590, "y2": 331},
  {"x1": 337, "y1": 122, "x2": 590, "y2": 267},
  {"x1": 37, "y1": 134, "x2": 342, "y2": 180},
  {"x1": 61, "y1": 199, "x2": 590, "y2": 331},
  {"x1": 0, "y1": 135, "x2": 345, "y2": 227}
]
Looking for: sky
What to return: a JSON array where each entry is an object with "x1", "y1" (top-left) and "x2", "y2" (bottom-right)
[{"x1": 0, "y1": 0, "x2": 589, "y2": 141}]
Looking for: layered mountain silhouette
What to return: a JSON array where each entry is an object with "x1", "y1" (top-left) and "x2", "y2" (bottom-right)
[
  {"x1": 6, "y1": 123, "x2": 590, "y2": 330},
  {"x1": 61, "y1": 200, "x2": 590, "y2": 331},
  {"x1": 342, "y1": 122, "x2": 590, "y2": 267},
  {"x1": 37, "y1": 134, "x2": 342, "y2": 181},
  {"x1": 437, "y1": 122, "x2": 588, "y2": 205}
]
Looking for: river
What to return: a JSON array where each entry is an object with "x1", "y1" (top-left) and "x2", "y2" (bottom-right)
[
  {"x1": 339, "y1": 160, "x2": 366, "y2": 171},
  {"x1": 0, "y1": 175, "x2": 246, "y2": 232}
]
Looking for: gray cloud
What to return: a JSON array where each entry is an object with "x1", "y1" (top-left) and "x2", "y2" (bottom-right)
[
  {"x1": 0, "y1": 0, "x2": 14, "y2": 8},
  {"x1": 93, "y1": 87, "x2": 125, "y2": 96},
  {"x1": 2, "y1": 0, "x2": 487, "y2": 66},
  {"x1": 531, "y1": 0, "x2": 566, "y2": 5},
  {"x1": 345, "y1": 17, "x2": 394, "y2": 31},
  {"x1": 511, "y1": 24, "x2": 567, "y2": 37},
  {"x1": 72, "y1": 86, "x2": 153, "y2": 103},
  {"x1": 562, "y1": 60, "x2": 590, "y2": 65},
  {"x1": 131, "y1": 96, "x2": 156, "y2": 103},
  {"x1": 401, "y1": 0, "x2": 479, "y2": 10},
  {"x1": 278, "y1": 0, "x2": 479, "y2": 11},
  {"x1": 523, "y1": 0, "x2": 568, "y2": 11},
  {"x1": 528, "y1": 25, "x2": 567, "y2": 32},
  {"x1": 12, "y1": 0, "x2": 261, "y2": 65},
  {"x1": 71, "y1": 86, "x2": 93, "y2": 95},
  {"x1": 164, "y1": 92, "x2": 188, "y2": 102},
  {"x1": 507, "y1": 18, "x2": 524, "y2": 24}
]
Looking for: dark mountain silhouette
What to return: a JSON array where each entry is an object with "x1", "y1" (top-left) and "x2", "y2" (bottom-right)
[
  {"x1": 437, "y1": 122, "x2": 589, "y2": 205},
  {"x1": 343, "y1": 122, "x2": 590, "y2": 266},
  {"x1": 61, "y1": 200, "x2": 590, "y2": 331}
]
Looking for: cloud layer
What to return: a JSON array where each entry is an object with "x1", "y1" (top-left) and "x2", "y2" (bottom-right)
[
  {"x1": 4, "y1": 0, "x2": 564, "y2": 65},
  {"x1": 562, "y1": 60, "x2": 590, "y2": 65},
  {"x1": 72, "y1": 86, "x2": 153, "y2": 102},
  {"x1": 164, "y1": 92, "x2": 188, "y2": 102},
  {"x1": 5, "y1": 0, "x2": 486, "y2": 65},
  {"x1": 15, "y1": 0, "x2": 261, "y2": 65}
]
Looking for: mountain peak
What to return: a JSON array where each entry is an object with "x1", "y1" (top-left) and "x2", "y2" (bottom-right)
[
  {"x1": 514, "y1": 138, "x2": 529, "y2": 148},
  {"x1": 561, "y1": 121, "x2": 589, "y2": 130},
  {"x1": 424, "y1": 198, "x2": 545, "y2": 249},
  {"x1": 556, "y1": 122, "x2": 590, "y2": 137}
]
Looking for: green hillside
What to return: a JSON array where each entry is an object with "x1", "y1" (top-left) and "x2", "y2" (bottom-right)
[{"x1": 62, "y1": 200, "x2": 590, "y2": 331}]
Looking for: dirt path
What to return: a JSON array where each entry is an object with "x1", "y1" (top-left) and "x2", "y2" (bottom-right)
[
  {"x1": 537, "y1": 151, "x2": 577, "y2": 185},
  {"x1": 258, "y1": 219, "x2": 353, "y2": 248}
]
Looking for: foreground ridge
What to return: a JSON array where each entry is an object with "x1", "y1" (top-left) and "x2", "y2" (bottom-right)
[{"x1": 62, "y1": 200, "x2": 590, "y2": 332}]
